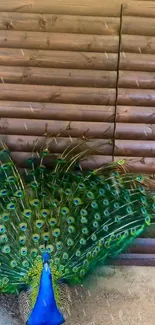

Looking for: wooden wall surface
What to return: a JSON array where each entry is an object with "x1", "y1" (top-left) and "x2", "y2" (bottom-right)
[{"x1": 0, "y1": 0, "x2": 155, "y2": 175}]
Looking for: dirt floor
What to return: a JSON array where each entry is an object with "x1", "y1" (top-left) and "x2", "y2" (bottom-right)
[{"x1": 1, "y1": 265, "x2": 155, "y2": 325}]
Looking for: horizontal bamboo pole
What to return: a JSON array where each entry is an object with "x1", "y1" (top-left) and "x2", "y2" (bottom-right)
[
  {"x1": 0, "y1": 84, "x2": 116, "y2": 105},
  {"x1": 123, "y1": 1, "x2": 155, "y2": 18},
  {"x1": 116, "y1": 106, "x2": 155, "y2": 123},
  {"x1": 115, "y1": 123, "x2": 155, "y2": 140},
  {"x1": 10, "y1": 152, "x2": 113, "y2": 169},
  {"x1": 120, "y1": 53, "x2": 155, "y2": 72},
  {"x1": 0, "y1": 48, "x2": 118, "y2": 70},
  {"x1": 0, "y1": 0, "x2": 124, "y2": 17},
  {"x1": 0, "y1": 135, "x2": 113, "y2": 155},
  {"x1": 129, "y1": 239, "x2": 155, "y2": 255},
  {"x1": 119, "y1": 71, "x2": 155, "y2": 89},
  {"x1": 111, "y1": 254, "x2": 155, "y2": 266},
  {"x1": 7, "y1": 151, "x2": 155, "y2": 173},
  {"x1": 0, "y1": 118, "x2": 114, "y2": 138},
  {"x1": 115, "y1": 140, "x2": 155, "y2": 157},
  {"x1": 121, "y1": 35, "x2": 155, "y2": 54},
  {"x1": 118, "y1": 89, "x2": 155, "y2": 106},
  {"x1": 114, "y1": 156, "x2": 155, "y2": 173},
  {"x1": 0, "y1": 101, "x2": 115, "y2": 122},
  {"x1": 0, "y1": 66, "x2": 117, "y2": 88},
  {"x1": 0, "y1": 31, "x2": 118, "y2": 52},
  {"x1": 122, "y1": 16, "x2": 155, "y2": 36},
  {"x1": 0, "y1": 12, "x2": 120, "y2": 35}
]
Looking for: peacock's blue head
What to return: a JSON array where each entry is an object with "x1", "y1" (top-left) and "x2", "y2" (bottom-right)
[{"x1": 27, "y1": 252, "x2": 65, "y2": 325}]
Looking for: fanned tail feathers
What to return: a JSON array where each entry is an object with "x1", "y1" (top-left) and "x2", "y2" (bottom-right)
[{"x1": 0, "y1": 141, "x2": 155, "y2": 296}]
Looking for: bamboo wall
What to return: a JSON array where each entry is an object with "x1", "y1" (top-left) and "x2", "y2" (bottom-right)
[{"x1": 0, "y1": 0, "x2": 155, "y2": 175}]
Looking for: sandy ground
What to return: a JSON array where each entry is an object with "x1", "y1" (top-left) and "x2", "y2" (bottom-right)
[{"x1": 1, "y1": 265, "x2": 155, "y2": 325}]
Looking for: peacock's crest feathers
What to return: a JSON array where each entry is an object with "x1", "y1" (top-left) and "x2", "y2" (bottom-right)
[{"x1": 0, "y1": 141, "x2": 155, "y2": 298}]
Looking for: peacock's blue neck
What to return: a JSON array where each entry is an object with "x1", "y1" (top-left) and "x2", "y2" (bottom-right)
[{"x1": 27, "y1": 256, "x2": 65, "y2": 325}]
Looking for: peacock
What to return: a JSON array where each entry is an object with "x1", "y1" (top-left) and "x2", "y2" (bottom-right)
[{"x1": 0, "y1": 139, "x2": 155, "y2": 325}]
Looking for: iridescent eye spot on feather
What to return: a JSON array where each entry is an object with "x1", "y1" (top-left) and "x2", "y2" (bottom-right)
[
  {"x1": 20, "y1": 247, "x2": 27, "y2": 256},
  {"x1": 105, "y1": 183, "x2": 110, "y2": 191},
  {"x1": 91, "y1": 233, "x2": 97, "y2": 241},
  {"x1": 54, "y1": 257, "x2": 60, "y2": 265},
  {"x1": 0, "y1": 189, "x2": 8, "y2": 196},
  {"x1": 136, "y1": 175, "x2": 144, "y2": 182},
  {"x1": 1, "y1": 213, "x2": 9, "y2": 222},
  {"x1": 81, "y1": 217, "x2": 88, "y2": 224},
  {"x1": 78, "y1": 183, "x2": 85, "y2": 189},
  {"x1": 0, "y1": 234, "x2": 8, "y2": 243},
  {"x1": 65, "y1": 189, "x2": 71, "y2": 195},
  {"x1": 83, "y1": 259, "x2": 89, "y2": 267},
  {"x1": 67, "y1": 238, "x2": 74, "y2": 246},
  {"x1": 59, "y1": 265, "x2": 65, "y2": 271},
  {"x1": 53, "y1": 228, "x2": 60, "y2": 237},
  {"x1": 42, "y1": 232, "x2": 49, "y2": 241},
  {"x1": 20, "y1": 223, "x2": 27, "y2": 232},
  {"x1": 76, "y1": 250, "x2": 81, "y2": 257},
  {"x1": 47, "y1": 245, "x2": 54, "y2": 253},
  {"x1": 51, "y1": 199, "x2": 59, "y2": 207},
  {"x1": 0, "y1": 225, "x2": 6, "y2": 234},
  {"x1": 30, "y1": 181, "x2": 38, "y2": 188},
  {"x1": 103, "y1": 199, "x2": 109, "y2": 206},
  {"x1": 130, "y1": 228, "x2": 136, "y2": 236},
  {"x1": 7, "y1": 202, "x2": 15, "y2": 210},
  {"x1": 82, "y1": 227, "x2": 88, "y2": 235},
  {"x1": 126, "y1": 206, "x2": 133, "y2": 214},
  {"x1": 141, "y1": 196, "x2": 147, "y2": 205},
  {"x1": 39, "y1": 245, "x2": 45, "y2": 253},
  {"x1": 99, "y1": 188, "x2": 105, "y2": 196},
  {"x1": 10, "y1": 260, "x2": 17, "y2": 268},
  {"x1": 63, "y1": 252, "x2": 69, "y2": 260},
  {"x1": 93, "y1": 221, "x2": 99, "y2": 228},
  {"x1": 115, "y1": 216, "x2": 121, "y2": 223},
  {"x1": 1, "y1": 163, "x2": 10, "y2": 170},
  {"x1": 116, "y1": 233, "x2": 121, "y2": 240},
  {"x1": 104, "y1": 208, "x2": 110, "y2": 217},
  {"x1": 80, "y1": 269, "x2": 85, "y2": 277},
  {"x1": 56, "y1": 241, "x2": 63, "y2": 250},
  {"x1": 74, "y1": 198, "x2": 82, "y2": 205},
  {"x1": 14, "y1": 190, "x2": 23, "y2": 198},
  {"x1": 61, "y1": 207, "x2": 69, "y2": 215},
  {"x1": 30, "y1": 199, "x2": 40, "y2": 207},
  {"x1": 35, "y1": 220, "x2": 44, "y2": 229},
  {"x1": 73, "y1": 266, "x2": 78, "y2": 273},
  {"x1": 94, "y1": 213, "x2": 101, "y2": 220},
  {"x1": 80, "y1": 209, "x2": 87, "y2": 216},
  {"x1": 67, "y1": 216, "x2": 75, "y2": 224},
  {"x1": 49, "y1": 218, "x2": 57, "y2": 227},
  {"x1": 141, "y1": 207, "x2": 147, "y2": 215},
  {"x1": 86, "y1": 191, "x2": 94, "y2": 199},
  {"x1": 41, "y1": 191, "x2": 47, "y2": 197},
  {"x1": 118, "y1": 159, "x2": 125, "y2": 165},
  {"x1": 80, "y1": 237, "x2": 86, "y2": 245},
  {"x1": 152, "y1": 203, "x2": 155, "y2": 210},
  {"x1": 99, "y1": 238, "x2": 105, "y2": 246},
  {"x1": 104, "y1": 241, "x2": 110, "y2": 248},
  {"x1": 2, "y1": 277, "x2": 9, "y2": 284},
  {"x1": 31, "y1": 249, "x2": 38, "y2": 258},
  {"x1": 91, "y1": 201, "x2": 98, "y2": 209},
  {"x1": 2, "y1": 245, "x2": 10, "y2": 254},
  {"x1": 145, "y1": 215, "x2": 151, "y2": 226},
  {"x1": 23, "y1": 209, "x2": 32, "y2": 219},
  {"x1": 68, "y1": 225, "x2": 75, "y2": 233},
  {"x1": 138, "y1": 185, "x2": 145, "y2": 194},
  {"x1": 19, "y1": 236, "x2": 26, "y2": 245},
  {"x1": 7, "y1": 176, "x2": 16, "y2": 182},
  {"x1": 86, "y1": 251, "x2": 91, "y2": 258},
  {"x1": 41, "y1": 209, "x2": 49, "y2": 218},
  {"x1": 32, "y1": 234, "x2": 40, "y2": 243},
  {"x1": 103, "y1": 225, "x2": 108, "y2": 232},
  {"x1": 22, "y1": 260, "x2": 29, "y2": 268},
  {"x1": 114, "y1": 202, "x2": 120, "y2": 209}
]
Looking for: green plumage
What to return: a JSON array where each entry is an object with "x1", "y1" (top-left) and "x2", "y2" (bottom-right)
[{"x1": 0, "y1": 142, "x2": 155, "y2": 305}]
